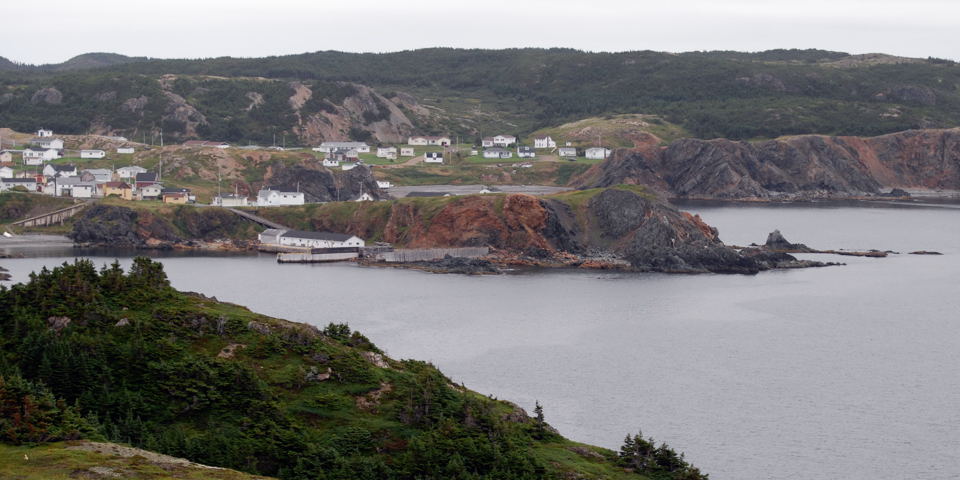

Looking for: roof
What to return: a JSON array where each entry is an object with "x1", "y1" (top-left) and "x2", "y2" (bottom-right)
[
  {"x1": 52, "y1": 164, "x2": 76, "y2": 172},
  {"x1": 82, "y1": 168, "x2": 111, "y2": 174},
  {"x1": 104, "y1": 182, "x2": 131, "y2": 189},
  {"x1": 161, "y1": 187, "x2": 191, "y2": 193},
  {"x1": 118, "y1": 165, "x2": 147, "y2": 171},
  {"x1": 162, "y1": 192, "x2": 188, "y2": 198},
  {"x1": 3, "y1": 178, "x2": 37, "y2": 183},
  {"x1": 586, "y1": 147, "x2": 610, "y2": 152},
  {"x1": 135, "y1": 172, "x2": 158, "y2": 182},
  {"x1": 55, "y1": 176, "x2": 82, "y2": 185},
  {"x1": 24, "y1": 147, "x2": 55, "y2": 153},
  {"x1": 484, "y1": 147, "x2": 509, "y2": 153},
  {"x1": 216, "y1": 193, "x2": 246, "y2": 199},
  {"x1": 518, "y1": 146, "x2": 534, "y2": 152},
  {"x1": 425, "y1": 152, "x2": 442, "y2": 157},
  {"x1": 260, "y1": 228, "x2": 285, "y2": 237},
  {"x1": 281, "y1": 230, "x2": 356, "y2": 242},
  {"x1": 81, "y1": 149, "x2": 105, "y2": 153},
  {"x1": 494, "y1": 134, "x2": 516, "y2": 138},
  {"x1": 406, "y1": 191, "x2": 451, "y2": 197},
  {"x1": 534, "y1": 135, "x2": 552, "y2": 140},
  {"x1": 411, "y1": 135, "x2": 449, "y2": 140}
]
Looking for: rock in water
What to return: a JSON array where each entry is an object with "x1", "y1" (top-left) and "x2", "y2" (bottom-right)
[{"x1": 764, "y1": 230, "x2": 814, "y2": 252}]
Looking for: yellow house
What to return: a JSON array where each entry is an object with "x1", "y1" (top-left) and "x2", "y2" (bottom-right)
[
  {"x1": 162, "y1": 192, "x2": 189, "y2": 204},
  {"x1": 102, "y1": 182, "x2": 133, "y2": 200}
]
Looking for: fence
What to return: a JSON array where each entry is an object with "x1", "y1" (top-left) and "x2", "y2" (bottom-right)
[{"x1": 375, "y1": 247, "x2": 489, "y2": 263}]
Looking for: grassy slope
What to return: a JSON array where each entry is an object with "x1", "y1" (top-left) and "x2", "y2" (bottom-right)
[
  {"x1": 0, "y1": 260, "x2": 698, "y2": 479},
  {"x1": 0, "y1": 442, "x2": 271, "y2": 480},
  {"x1": 0, "y1": 192, "x2": 77, "y2": 224},
  {"x1": 529, "y1": 114, "x2": 691, "y2": 148}
]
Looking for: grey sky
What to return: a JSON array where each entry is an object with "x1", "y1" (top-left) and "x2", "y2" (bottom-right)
[{"x1": 3, "y1": 0, "x2": 958, "y2": 64}]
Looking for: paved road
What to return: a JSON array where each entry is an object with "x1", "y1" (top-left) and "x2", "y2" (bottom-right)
[{"x1": 387, "y1": 184, "x2": 571, "y2": 198}]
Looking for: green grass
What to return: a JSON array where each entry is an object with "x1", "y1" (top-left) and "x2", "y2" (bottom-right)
[
  {"x1": 0, "y1": 443, "x2": 271, "y2": 480},
  {"x1": 530, "y1": 114, "x2": 690, "y2": 148}
]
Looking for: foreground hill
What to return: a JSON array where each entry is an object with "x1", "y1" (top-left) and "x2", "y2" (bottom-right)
[
  {"x1": 2, "y1": 48, "x2": 960, "y2": 143},
  {"x1": 0, "y1": 259, "x2": 707, "y2": 479},
  {"x1": 0, "y1": 441, "x2": 271, "y2": 479},
  {"x1": 573, "y1": 128, "x2": 960, "y2": 198}
]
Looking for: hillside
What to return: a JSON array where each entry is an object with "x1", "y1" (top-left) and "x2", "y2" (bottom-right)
[
  {"x1": 0, "y1": 259, "x2": 708, "y2": 479},
  {"x1": 2, "y1": 48, "x2": 960, "y2": 143},
  {"x1": 572, "y1": 128, "x2": 960, "y2": 198},
  {"x1": 0, "y1": 442, "x2": 271, "y2": 479}
]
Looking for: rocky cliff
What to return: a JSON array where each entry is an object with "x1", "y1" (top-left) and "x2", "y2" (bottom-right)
[
  {"x1": 256, "y1": 186, "x2": 796, "y2": 274},
  {"x1": 573, "y1": 128, "x2": 960, "y2": 198}
]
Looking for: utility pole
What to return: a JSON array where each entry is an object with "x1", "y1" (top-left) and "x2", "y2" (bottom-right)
[{"x1": 159, "y1": 128, "x2": 164, "y2": 182}]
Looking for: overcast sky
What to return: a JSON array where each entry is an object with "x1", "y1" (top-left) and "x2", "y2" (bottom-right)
[{"x1": 3, "y1": 0, "x2": 959, "y2": 64}]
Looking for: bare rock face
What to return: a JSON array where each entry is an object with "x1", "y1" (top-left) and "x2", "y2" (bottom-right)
[
  {"x1": 574, "y1": 128, "x2": 960, "y2": 198},
  {"x1": 263, "y1": 163, "x2": 382, "y2": 202},
  {"x1": 31, "y1": 87, "x2": 63, "y2": 105},
  {"x1": 47, "y1": 316, "x2": 71, "y2": 332},
  {"x1": 122, "y1": 96, "x2": 149, "y2": 113},
  {"x1": 247, "y1": 321, "x2": 271, "y2": 335}
]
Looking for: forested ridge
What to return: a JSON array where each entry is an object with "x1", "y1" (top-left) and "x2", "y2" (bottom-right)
[
  {"x1": 0, "y1": 259, "x2": 708, "y2": 479},
  {"x1": 2, "y1": 48, "x2": 959, "y2": 142}
]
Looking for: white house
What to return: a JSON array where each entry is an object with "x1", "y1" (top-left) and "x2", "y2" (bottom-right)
[
  {"x1": 585, "y1": 147, "x2": 612, "y2": 160},
  {"x1": 36, "y1": 128, "x2": 53, "y2": 138},
  {"x1": 407, "y1": 135, "x2": 451, "y2": 146},
  {"x1": 322, "y1": 158, "x2": 340, "y2": 167},
  {"x1": 0, "y1": 151, "x2": 12, "y2": 163},
  {"x1": 271, "y1": 229, "x2": 365, "y2": 249},
  {"x1": 315, "y1": 142, "x2": 370, "y2": 153},
  {"x1": 483, "y1": 147, "x2": 513, "y2": 159},
  {"x1": 517, "y1": 146, "x2": 536, "y2": 159},
  {"x1": 424, "y1": 152, "x2": 443, "y2": 164},
  {"x1": 117, "y1": 147, "x2": 135, "y2": 154},
  {"x1": 43, "y1": 164, "x2": 78, "y2": 178},
  {"x1": 137, "y1": 184, "x2": 163, "y2": 200},
  {"x1": 0, "y1": 166, "x2": 13, "y2": 179},
  {"x1": 376, "y1": 147, "x2": 397, "y2": 158},
  {"x1": 80, "y1": 150, "x2": 106, "y2": 159},
  {"x1": 1, "y1": 178, "x2": 38, "y2": 192},
  {"x1": 31, "y1": 138, "x2": 64, "y2": 150},
  {"x1": 558, "y1": 147, "x2": 577, "y2": 157},
  {"x1": 400, "y1": 147, "x2": 415, "y2": 157},
  {"x1": 257, "y1": 188, "x2": 305, "y2": 206},
  {"x1": 52, "y1": 176, "x2": 81, "y2": 197},
  {"x1": 492, "y1": 135, "x2": 516, "y2": 147},
  {"x1": 212, "y1": 194, "x2": 249, "y2": 207},
  {"x1": 23, "y1": 148, "x2": 59, "y2": 165},
  {"x1": 117, "y1": 165, "x2": 147, "y2": 179},
  {"x1": 534, "y1": 135, "x2": 556, "y2": 149},
  {"x1": 376, "y1": 180, "x2": 393, "y2": 189}
]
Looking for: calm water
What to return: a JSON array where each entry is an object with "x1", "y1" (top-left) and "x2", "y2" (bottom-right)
[{"x1": 2, "y1": 202, "x2": 959, "y2": 480}]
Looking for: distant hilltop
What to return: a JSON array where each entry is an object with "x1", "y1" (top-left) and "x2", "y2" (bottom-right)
[{"x1": 2, "y1": 48, "x2": 960, "y2": 146}]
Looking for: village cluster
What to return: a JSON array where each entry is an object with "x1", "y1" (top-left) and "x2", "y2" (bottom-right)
[
  {"x1": 0, "y1": 128, "x2": 612, "y2": 206},
  {"x1": 310, "y1": 134, "x2": 612, "y2": 167}
]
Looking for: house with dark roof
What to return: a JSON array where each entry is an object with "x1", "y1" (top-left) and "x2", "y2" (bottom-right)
[
  {"x1": 0, "y1": 177, "x2": 39, "y2": 192},
  {"x1": 43, "y1": 164, "x2": 77, "y2": 178},
  {"x1": 134, "y1": 172, "x2": 158, "y2": 189}
]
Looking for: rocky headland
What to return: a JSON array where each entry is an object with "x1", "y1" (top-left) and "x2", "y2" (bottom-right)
[{"x1": 573, "y1": 128, "x2": 960, "y2": 200}]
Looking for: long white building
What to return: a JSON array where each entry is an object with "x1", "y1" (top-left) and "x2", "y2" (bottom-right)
[{"x1": 258, "y1": 228, "x2": 364, "y2": 249}]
